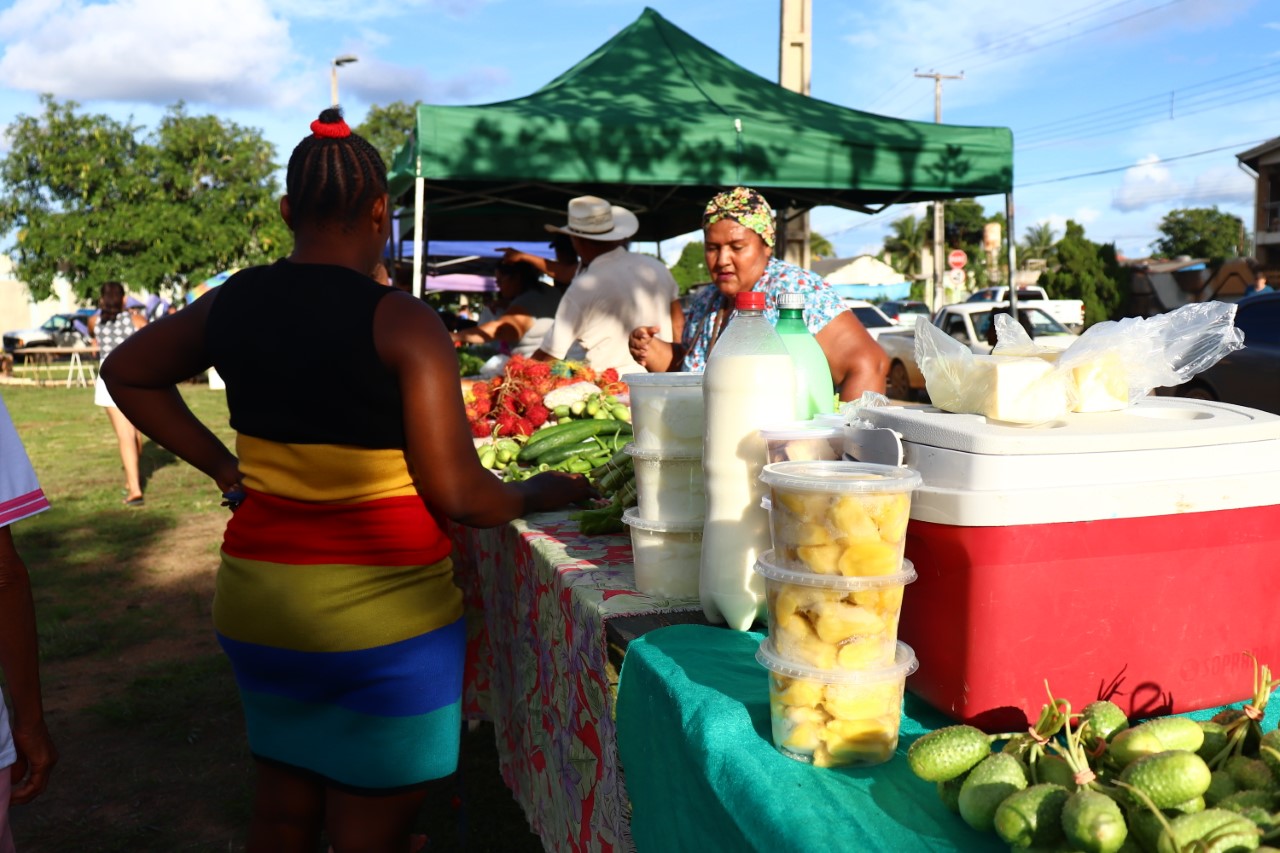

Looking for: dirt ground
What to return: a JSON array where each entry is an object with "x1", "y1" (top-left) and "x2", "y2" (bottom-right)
[{"x1": 9, "y1": 501, "x2": 544, "y2": 853}]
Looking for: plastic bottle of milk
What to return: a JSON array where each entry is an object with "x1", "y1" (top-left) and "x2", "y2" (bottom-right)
[
  {"x1": 700, "y1": 290, "x2": 798, "y2": 630},
  {"x1": 776, "y1": 292, "x2": 834, "y2": 418}
]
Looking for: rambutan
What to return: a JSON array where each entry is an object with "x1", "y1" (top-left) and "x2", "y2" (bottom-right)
[
  {"x1": 525, "y1": 403, "x2": 550, "y2": 427},
  {"x1": 516, "y1": 387, "x2": 542, "y2": 410},
  {"x1": 472, "y1": 396, "x2": 492, "y2": 417},
  {"x1": 513, "y1": 418, "x2": 536, "y2": 436},
  {"x1": 471, "y1": 420, "x2": 493, "y2": 438}
]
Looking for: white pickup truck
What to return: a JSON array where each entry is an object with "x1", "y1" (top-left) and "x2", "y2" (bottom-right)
[
  {"x1": 878, "y1": 302, "x2": 1078, "y2": 401},
  {"x1": 965, "y1": 285, "x2": 1085, "y2": 331}
]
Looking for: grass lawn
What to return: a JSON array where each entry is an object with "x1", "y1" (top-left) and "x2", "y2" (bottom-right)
[{"x1": 1, "y1": 383, "x2": 543, "y2": 852}]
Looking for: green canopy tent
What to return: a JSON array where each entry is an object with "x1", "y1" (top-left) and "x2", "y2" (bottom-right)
[{"x1": 388, "y1": 6, "x2": 1014, "y2": 294}]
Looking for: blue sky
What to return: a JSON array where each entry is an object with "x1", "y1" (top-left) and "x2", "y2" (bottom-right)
[{"x1": 0, "y1": 0, "x2": 1274, "y2": 264}]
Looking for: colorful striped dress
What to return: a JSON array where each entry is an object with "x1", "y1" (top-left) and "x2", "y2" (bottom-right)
[{"x1": 206, "y1": 261, "x2": 463, "y2": 792}]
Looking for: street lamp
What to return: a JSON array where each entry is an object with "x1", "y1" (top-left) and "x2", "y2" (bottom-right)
[{"x1": 330, "y1": 54, "x2": 358, "y2": 107}]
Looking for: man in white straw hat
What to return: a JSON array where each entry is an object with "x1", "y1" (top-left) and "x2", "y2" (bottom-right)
[{"x1": 533, "y1": 196, "x2": 680, "y2": 376}]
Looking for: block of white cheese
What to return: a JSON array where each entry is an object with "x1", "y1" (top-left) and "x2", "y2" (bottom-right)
[
  {"x1": 938, "y1": 354, "x2": 1070, "y2": 424},
  {"x1": 1068, "y1": 353, "x2": 1129, "y2": 412}
]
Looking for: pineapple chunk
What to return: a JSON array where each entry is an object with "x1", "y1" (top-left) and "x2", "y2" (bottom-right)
[
  {"x1": 774, "y1": 583, "x2": 828, "y2": 624},
  {"x1": 797, "y1": 543, "x2": 844, "y2": 575},
  {"x1": 774, "y1": 616, "x2": 837, "y2": 669},
  {"x1": 812, "y1": 601, "x2": 884, "y2": 644},
  {"x1": 776, "y1": 491, "x2": 830, "y2": 519},
  {"x1": 836, "y1": 538, "x2": 901, "y2": 577},
  {"x1": 773, "y1": 675, "x2": 824, "y2": 708},
  {"x1": 867, "y1": 493, "x2": 911, "y2": 543},
  {"x1": 835, "y1": 637, "x2": 893, "y2": 669},
  {"x1": 827, "y1": 495, "x2": 879, "y2": 541},
  {"x1": 824, "y1": 682, "x2": 900, "y2": 719}
]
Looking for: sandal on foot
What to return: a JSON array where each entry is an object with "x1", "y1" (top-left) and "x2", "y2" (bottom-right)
[{"x1": 123, "y1": 496, "x2": 145, "y2": 507}]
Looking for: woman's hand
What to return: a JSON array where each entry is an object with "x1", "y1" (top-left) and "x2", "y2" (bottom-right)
[
  {"x1": 9, "y1": 717, "x2": 56, "y2": 804},
  {"x1": 517, "y1": 471, "x2": 598, "y2": 514},
  {"x1": 629, "y1": 325, "x2": 675, "y2": 371}
]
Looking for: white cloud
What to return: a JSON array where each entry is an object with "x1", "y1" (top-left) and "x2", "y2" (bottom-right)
[
  {"x1": 268, "y1": 0, "x2": 490, "y2": 21},
  {"x1": 1113, "y1": 155, "x2": 1177, "y2": 212},
  {"x1": 0, "y1": 0, "x2": 294, "y2": 107},
  {"x1": 1112, "y1": 156, "x2": 1255, "y2": 213}
]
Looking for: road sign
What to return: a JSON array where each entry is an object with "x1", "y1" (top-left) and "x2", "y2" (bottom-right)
[
  {"x1": 948, "y1": 269, "x2": 966, "y2": 286},
  {"x1": 948, "y1": 249, "x2": 968, "y2": 269}
]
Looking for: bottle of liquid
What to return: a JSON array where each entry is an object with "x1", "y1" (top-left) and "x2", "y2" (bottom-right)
[
  {"x1": 775, "y1": 292, "x2": 834, "y2": 418},
  {"x1": 700, "y1": 290, "x2": 798, "y2": 631}
]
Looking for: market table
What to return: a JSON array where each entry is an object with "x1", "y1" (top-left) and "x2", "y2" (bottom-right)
[
  {"x1": 446, "y1": 510, "x2": 707, "y2": 853},
  {"x1": 14, "y1": 346, "x2": 98, "y2": 387},
  {"x1": 615, "y1": 623, "x2": 1280, "y2": 853}
]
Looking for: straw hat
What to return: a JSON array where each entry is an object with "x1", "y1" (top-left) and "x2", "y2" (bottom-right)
[{"x1": 545, "y1": 196, "x2": 639, "y2": 242}]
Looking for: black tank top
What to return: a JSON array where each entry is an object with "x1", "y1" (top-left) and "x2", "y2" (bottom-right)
[{"x1": 206, "y1": 260, "x2": 405, "y2": 448}]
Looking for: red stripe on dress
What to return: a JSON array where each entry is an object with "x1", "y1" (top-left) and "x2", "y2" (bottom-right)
[
  {"x1": 222, "y1": 489, "x2": 452, "y2": 566},
  {"x1": 0, "y1": 490, "x2": 50, "y2": 527}
]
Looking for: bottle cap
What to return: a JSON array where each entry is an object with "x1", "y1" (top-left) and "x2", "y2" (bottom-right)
[
  {"x1": 778, "y1": 292, "x2": 805, "y2": 310},
  {"x1": 735, "y1": 290, "x2": 766, "y2": 311}
]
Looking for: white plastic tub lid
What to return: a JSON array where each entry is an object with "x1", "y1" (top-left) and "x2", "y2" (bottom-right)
[
  {"x1": 760, "y1": 460, "x2": 922, "y2": 494},
  {"x1": 624, "y1": 371, "x2": 703, "y2": 387},
  {"x1": 855, "y1": 397, "x2": 1280, "y2": 456},
  {"x1": 754, "y1": 550, "x2": 915, "y2": 589},
  {"x1": 758, "y1": 421, "x2": 845, "y2": 441},
  {"x1": 623, "y1": 441, "x2": 701, "y2": 462},
  {"x1": 621, "y1": 506, "x2": 704, "y2": 533},
  {"x1": 812, "y1": 413, "x2": 847, "y2": 429},
  {"x1": 756, "y1": 638, "x2": 919, "y2": 683}
]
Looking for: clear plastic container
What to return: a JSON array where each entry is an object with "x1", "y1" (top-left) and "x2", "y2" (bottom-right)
[
  {"x1": 759, "y1": 461, "x2": 922, "y2": 576},
  {"x1": 812, "y1": 412, "x2": 847, "y2": 430},
  {"x1": 758, "y1": 422, "x2": 844, "y2": 465},
  {"x1": 624, "y1": 372, "x2": 704, "y2": 453},
  {"x1": 756, "y1": 550, "x2": 916, "y2": 671},
  {"x1": 624, "y1": 443, "x2": 704, "y2": 522},
  {"x1": 756, "y1": 638, "x2": 918, "y2": 768},
  {"x1": 622, "y1": 507, "x2": 702, "y2": 599}
]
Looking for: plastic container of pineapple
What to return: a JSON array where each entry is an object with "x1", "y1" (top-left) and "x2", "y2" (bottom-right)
[
  {"x1": 756, "y1": 638, "x2": 917, "y2": 768},
  {"x1": 760, "y1": 461, "x2": 921, "y2": 576},
  {"x1": 756, "y1": 550, "x2": 915, "y2": 671},
  {"x1": 757, "y1": 422, "x2": 844, "y2": 465}
]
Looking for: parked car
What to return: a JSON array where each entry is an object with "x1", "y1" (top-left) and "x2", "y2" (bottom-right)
[
  {"x1": 842, "y1": 299, "x2": 906, "y2": 341},
  {"x1": 3, "y1": 310, "x2": 95, "y2": 353},
  {"x1": 878, "y1": 300, "x2": 931, "y2": 326},
  {"x1": 1171, "y1": 293, "x2": 1280, "y2": 414},
  {"x1": 965, "y1": 285, "x2": 1085, "y2": 331},
  {"x1": 878, "y1": 303, "x2": 1078, "y2": 401}
]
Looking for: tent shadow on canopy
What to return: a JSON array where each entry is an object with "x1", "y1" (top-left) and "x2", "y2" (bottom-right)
[{"x1": 388, "y1": 6, "x2": 1013, "y2": 246}]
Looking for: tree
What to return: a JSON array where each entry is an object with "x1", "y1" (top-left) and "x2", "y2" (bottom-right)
[
  {"x1": 1020, "y1": 222, "x2": 1058, "y2": 268},
  {"x1": 883, "y1": 213, "x2": 927, "y2": 278},
  {"x1": 809, "y1": 231, "x2": 834, "y2": 260},
  {"x1": 355, "y1": 100, "x2": 420, "y2": 173},
  {"x1": 1038, "y1": 220, "x2": 1124, "y2": 326},
  {"x1": 669, "y1": 241, "x2": 708, "y2": 293},
  {"x1": 0, "y1": 96, "x2": 289, "y2": 302},
  {"x1": 1152, "y1": 207, "x2": 1247, "y2": 264}
]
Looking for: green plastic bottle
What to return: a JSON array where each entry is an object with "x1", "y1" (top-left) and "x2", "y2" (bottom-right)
[{"x1": 775, "y1": 292, "x2": 834, "y2": 417}]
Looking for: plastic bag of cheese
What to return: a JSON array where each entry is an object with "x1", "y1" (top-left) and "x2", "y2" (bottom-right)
[{"x1": 914, "y1": 317, "x2": 1072, "y2": 424}]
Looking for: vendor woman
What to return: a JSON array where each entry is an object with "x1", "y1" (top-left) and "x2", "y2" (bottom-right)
[{"x1": 628, "y1": 186, "x2": 887, "y2": 399}]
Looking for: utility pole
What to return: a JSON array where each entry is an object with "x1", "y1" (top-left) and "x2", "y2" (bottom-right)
[
  {"x1": 915, "y1": 70, "x2": 963, "y2": 311},
  {"x1": 779, "y1": 0, "x2": 812, "y2": 268}
]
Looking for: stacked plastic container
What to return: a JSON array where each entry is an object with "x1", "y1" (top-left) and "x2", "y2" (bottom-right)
[
  {"x1": 754, "y1": 458, "x2": 923, "y2": 768},
  {"x1": 621, "y1": 373, "x2": 705, "y2": 598}
]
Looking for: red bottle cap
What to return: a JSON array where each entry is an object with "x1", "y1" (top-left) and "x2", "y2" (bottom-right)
[{"x1": 735, "y1": 290, "x2": 765, "y2": 311}]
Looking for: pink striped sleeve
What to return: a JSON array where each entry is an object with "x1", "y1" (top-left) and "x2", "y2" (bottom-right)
[{"x1": 0, "y1": 488, "x2": 50, "y2": 527}]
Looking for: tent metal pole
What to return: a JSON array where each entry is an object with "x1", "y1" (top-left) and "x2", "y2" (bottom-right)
[
  {"x1": 413, "y1": 176, "x2": 426, "y2": 299},
  {"x1": 1006, "y1": 192, "x2": 1018, "y2": 316}
]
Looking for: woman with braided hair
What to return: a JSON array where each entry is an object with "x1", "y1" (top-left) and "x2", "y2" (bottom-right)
[{"x1": 101, "y1": 108, "x2": 594, "y2": 852}]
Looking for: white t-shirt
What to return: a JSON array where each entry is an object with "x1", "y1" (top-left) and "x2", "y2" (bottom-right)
[
  {"x1": 0, "y1": 397, "x2": 50, "y2": 769},
  {"x1": 539, "y1": 247, "x2": 678, "y2": 376}
]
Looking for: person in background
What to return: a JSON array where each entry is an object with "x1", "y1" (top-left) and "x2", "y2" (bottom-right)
[
  {"x1": 0, "y1": 397, "x2": 58, "y2": 853},
  {"x1": 101, "y1": 107, "x2": 594, "y2": 853},
  {"x1": 496, "y1": 234, "x2": 579, "y2": 288},
  {"x1": 88, "y1": 281, "x2": 147, "y2": 506},
  {"x1": 450, "y1": 260, "x2": 562, "y2": 356},
  {"x1": 533, "y1": 196, "x2": 680, "y2": 376},
  {"x1": 1249, "y1": 273, "x2": 1272, "y2": 295},
  {"x1": 628, "y1": 186, "x2": 887, "y2": 399}
]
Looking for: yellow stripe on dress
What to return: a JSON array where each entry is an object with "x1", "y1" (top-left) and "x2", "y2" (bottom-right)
[
  {"x1": 214, "y1": 552, "x2": 464, "y2": 652},
  {"x1": 236, "y1": 435, "x2": 419, "y2": 504}
]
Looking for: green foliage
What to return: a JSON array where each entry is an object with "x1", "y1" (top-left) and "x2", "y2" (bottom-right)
[
  {"x1": 809, "y1": 231, "x2": 835, "y2": 260},
  {"x1": 1152, "y1": 207, "x2": 1247, "y2": 264},
  {"x1": 669, "y1": 240, "x2": 708, "y2": 294},
  {"x1": 0, "y1": 96, "x2": 288, "y2": 302},
  {"x1": 355, "y1": 100, "x2": 420, "y2": 174},
  {"x1": 884, "y1": 213, "x2": 928, "y2": 277},
  {"x1": 1020, "y1": 222, "x2": 1058, "y2": 267},
  {"x1": 1039, "y1": 220, "x2": 1124, "y2": 326}
]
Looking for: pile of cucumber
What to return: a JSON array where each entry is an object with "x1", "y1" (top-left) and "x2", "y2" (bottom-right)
[
  {"x1": 478, "y1": 418, "x2": 632, "y2": 481},
  {"x1": 906, "y1": 661, "x2": 1280, "y2": 852}
]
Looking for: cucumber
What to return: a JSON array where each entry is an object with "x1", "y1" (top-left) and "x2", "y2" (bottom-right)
[
  {"x1": 957, "y1": 753, "x2": 1028, "y2": 832},
  {"x1": 992, "y1": 783, "x2": 1069, "y2": 849},
  {"x1": 1155, "y1": 808, "x2": 1261, "y2": 853},
  {"x1": 1119, "y1": 750, "x2": 1211, "y2": 809},
  {"x1": 907, "y1": 725, "x2": 992, "y2": 782},
  {"x1": 534, "y1": 433, "x2": 629, "y2": 466},
  {"x1": 1033, "y1": 754, "x2": 1077, "y2": 789},
  {"x1": 937, "y1": 771, "x2": 968, "y2": 814},
  {"x1": 517, "y1": 419, "x2": 631, "y2": 462},
  {"x1": 1110, "y1": 717, "x2": 1204, "y2": 768},
  {"x1": 1061, "y1": 788, "x2": 1128, "y2": 853},
  {"x1": 1198, "y1": 721, "x2": 1231, "y2": 765},
  {"x1": 1205, "y1": 770, "x2": 1238, "y2": 807},
  {"x1": 1080, "y1": 700, "x2": 1129, "y2": 749},
  {"x1": 1224, "y1": 756, "x2": 1277, "y2": 792}
]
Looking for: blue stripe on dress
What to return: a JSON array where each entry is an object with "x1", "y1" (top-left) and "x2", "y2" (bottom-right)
[
  {"x1": 240, "y1": 688, "x2": 463, "y2": 787},
  {"x1": 217, "y1": 617, "x2": 465, "y2": 718}
]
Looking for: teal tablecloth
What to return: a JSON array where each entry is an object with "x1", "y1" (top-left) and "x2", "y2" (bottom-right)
[{"x1": 615, "y1": 624, "x2": 1280, "y2": 853}]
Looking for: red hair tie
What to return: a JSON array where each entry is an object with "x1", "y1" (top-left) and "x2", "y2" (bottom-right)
[{"x1": 310, "y1": 118, "x2": 351, "y2": 139}]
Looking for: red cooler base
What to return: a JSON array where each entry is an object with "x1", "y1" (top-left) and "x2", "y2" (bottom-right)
[{"x1": 900, "y1": 505, "x2": 1280, "y2": 732}]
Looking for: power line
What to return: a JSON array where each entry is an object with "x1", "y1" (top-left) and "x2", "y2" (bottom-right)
[{"x1": 1015, "y1": 139, "x2": 1267, "y2": 188}]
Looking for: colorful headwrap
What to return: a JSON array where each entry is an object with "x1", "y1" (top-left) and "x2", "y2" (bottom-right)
[
  {"x1": 702, "y1": 186, "x2": 775, "y2": 248},
  {"x1": 310, "y1": 117, "x2": 351, "y2": 139}
]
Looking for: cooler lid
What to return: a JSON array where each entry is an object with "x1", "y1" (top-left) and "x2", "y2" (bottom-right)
[{"x1": 855, "y1": 398, "x2": 1280, "y2": 456}]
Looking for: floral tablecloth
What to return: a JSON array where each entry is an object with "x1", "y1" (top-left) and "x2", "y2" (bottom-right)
[{"x1": 446, "y1": 510, "x2": 702, "y2": 853}]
